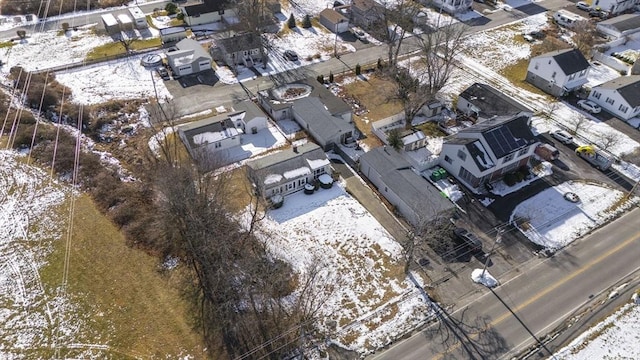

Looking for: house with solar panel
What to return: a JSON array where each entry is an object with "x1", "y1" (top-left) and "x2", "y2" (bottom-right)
[
  {"x1": 438, "y1": 112, "x2": 538, "y2": 190},
  {"x1": 525, "y1": 49, "x2": 591, "y2": 97}
]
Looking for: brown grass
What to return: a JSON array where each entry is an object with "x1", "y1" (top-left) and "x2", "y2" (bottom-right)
[
  {"x1": 224, "y1": 166, "x2": 257, "y2": 214},
  {"x1": 500, "y1": 58, "x2": 553, "y2": 99},
  {"x1": 342, "y1": 75, "x2": 402, "y2": 148},
  {"x1": 39, "y1": 194, "x2": 209, "y2": 358}
]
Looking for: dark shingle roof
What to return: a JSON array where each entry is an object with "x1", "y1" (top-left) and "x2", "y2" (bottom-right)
[
  {"x1": 598, "y1": 75, "x2": 640, "y2": 108},
  {"x1": 160, "y1": 26, "x2": 186, "y2": 35},
  {"x1": 551, "y1": 49, "x2": 590, "y2": 75},
  {"x1": 183, "y1": 0, "x2": 226, "y2": 16},
  {"x1": 458, "y1": 113, "x2": 536, "y2": 159},
  {"x1": 459, "y1": 83, "x2": 530, "y2": 119},
  {"x1": 217, "y1": 32, "x2": 261, "y2": 53},
  {"x1": 598, "y1": 14, "x2": 640, "y2": 33},
  {"x1": 292, "y1": 97, "x2": 353, "y2": 144},
  {"x1": 360, "y1": 147, "x2": 454, "y2": 222},
  {"x1": 247, "y1": 142, "x2": 325, "y2": 171},
  {"x1": 179, "y1": 113, "x2": 237, "y2": 149}
]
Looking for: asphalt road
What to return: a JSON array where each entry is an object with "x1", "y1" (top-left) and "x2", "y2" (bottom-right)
[{"x1": 369, "y1": 207, "x2": 640, "y2": 360}]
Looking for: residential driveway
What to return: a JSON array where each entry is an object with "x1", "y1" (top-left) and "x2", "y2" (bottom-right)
[{"x1": 564, "y1": 96, "x2": 640, "y2": 144}]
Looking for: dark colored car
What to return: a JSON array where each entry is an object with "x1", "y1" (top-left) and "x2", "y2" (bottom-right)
[
  {"x1": 156, "y1": 67, "x2": 170, "y2": 81},
  {"x1": 284, "y1": 50, "x2": 299, "y2": 61},
  {"x1": 454, "y1": 227, "x2": 483, "y2": 252}
]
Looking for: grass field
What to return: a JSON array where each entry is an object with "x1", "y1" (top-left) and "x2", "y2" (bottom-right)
[
  {"x1": 86, "y1": 38, "x2": 162, "y2": 61},
  {"x1": 37, "y1": 194, "x2": 208, "y2": 358}
]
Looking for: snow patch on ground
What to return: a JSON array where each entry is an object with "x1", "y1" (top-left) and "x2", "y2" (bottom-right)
[
  {"x1": 56, "y1": 52, "x2": 172, "y2": 105},
  {"x1": 489, "y1": 161, "x2": 553, "y2": 197},
  {"x1": 510, "y1": 181, "x2": 636, "y2": 249},
  {"x1": 553, "y1": 302, "x2": 640, "y2": 360},
  {"x1": 0, "y1": 150, "x2": 97, "y2": 358},
  {"x1": 471, "y1": 269, "x2": 498, "y2": 288},
  {"x1": 255, "y1": 185, "x2": 432, "y2": 355}
]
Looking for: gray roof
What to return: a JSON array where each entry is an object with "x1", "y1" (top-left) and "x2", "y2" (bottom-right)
[
  {"x1": 217, "y1": 32, "x2": 261, "y2": 53},
  {"x1": 532, "y1": 49, "x2": 590, "y2": 76},
  {"x1": 261, "y1": 78, "x2": 352, "y2": 115},
  {"x1": 360, "y1": 147, "x2": 454, "y2": 221},
  {"x1": 293, "y1": 97, "x2": 353, "y2": 144},
  {"x1": 233, "y1": 100, "x2": 266, "y2": 120},
  {"x1": 247, "y1": 142, "x2": 325, "y2": 171},
  {"x1": 459, "y1": 83, "x2": 530, "y2": 119},
  {"x1": 597, "y1": 75, "x2": 640, "y2": 108},
  {"x1": 160, "y1": 26, "x2": 186, "y2": 35},
  {"x1": 174, "y1": 38, "x2": 212, "y2": 60},
  {"x1": 178, "y1": 112, "x2": 238, "y2": 149},
  {"x1": 598, "y1": 14, "x2": 640, "y2": 33},
  {"x1": 320, "y1": 8, "x2": 348, "y2": 24},
  {"x1": 183, "y1": 0, "x2": 226, "y2": 16}
]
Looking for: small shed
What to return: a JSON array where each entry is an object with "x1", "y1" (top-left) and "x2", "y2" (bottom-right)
[
  {"x1": 117, "y1": 13, "x2": 134, "y2": 31},
  {"x1": 319, "y1": 8, "x2": 349, "y2": 34},
  {"x1": 596, "y1": 14, "x2": 640, "y2": 39},
  {"x1": 160, "y1": 26, "x2": 188, "y2": 44},
  {"x1": 101, "y1": 13, "x2": 120, "y2": 35},
  {"x1": 128, "y1": 7, "x2": 148, "y2": 29}
]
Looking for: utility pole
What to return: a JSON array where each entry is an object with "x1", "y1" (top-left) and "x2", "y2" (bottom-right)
[{"x1": 481, "y1": 228, "x2": 503, "y2": 278}]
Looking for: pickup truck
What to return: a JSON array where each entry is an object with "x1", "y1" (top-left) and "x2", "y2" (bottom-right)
[{"x1": 575, "y1": 145, "x2": 613, "y2": 171}]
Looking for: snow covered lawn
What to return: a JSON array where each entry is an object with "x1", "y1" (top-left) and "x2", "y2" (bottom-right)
[
  {"x1": 258, "y1": 185, "x2": 432, "y2": 354},
  {"x1": 510, "y1": 181, "x2": 636, "y2": 249},
  {"x1": 553, "y1": 302, "x2": 640, "y2": 359},
  {"x1": 55, "y1": 52, "x2": 172, "y2": 105},
  {"x1": 0, "y1": 151, "x2": 85, "y2": 356}
]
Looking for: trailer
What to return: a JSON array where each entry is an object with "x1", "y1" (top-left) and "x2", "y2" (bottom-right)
[{"x1": 575, "y1": 145, "x2": 613, "y2": 171}]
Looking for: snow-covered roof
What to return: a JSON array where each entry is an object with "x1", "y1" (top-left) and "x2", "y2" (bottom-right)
[
  {"x1": 264, "y1": 174, "x2": 283, "y2": 185},
  {"x1": 101, "y1": 13, "x2": 118, "y2": 27},
  {"x1": 178, "y1": 112, "x2": 241, "y2": 150},
  {"x1": 167, "y1": 38, "x2": 211, "y2": 65},
  {"x1": 117, "y1": 14, "x2": 132, "y2": 24},
  {"x1": 402, "y1": 130, "x2": 426, "y2": 145},
  {"x1": 283, "y1": 167, "x2": 312, "y2": 179},
  {"x1": 306, "y1": 158, "x2": 330, "y2": 169}
]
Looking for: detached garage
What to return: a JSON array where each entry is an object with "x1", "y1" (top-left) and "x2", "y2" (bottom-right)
[
  {"x1": 166, "y1": 38, "x2": 212, "y2": 77},
  {"x1": 319, "y1": 8, "x2": 349, "y2": 34}
]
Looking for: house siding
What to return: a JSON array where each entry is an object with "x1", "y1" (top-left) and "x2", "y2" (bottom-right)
[
  {"x1": 526, "y1": 55, "x2": 589, "y2": 97},
  {"x1": 588, "y1": 88, "x2": 640, "y2": 120}
]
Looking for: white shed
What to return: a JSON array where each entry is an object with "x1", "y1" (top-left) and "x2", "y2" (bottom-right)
[
  {"x1": 101, "y1": 13, "x2": 120, "y2": 35},
  {"x1": 117, "y1": 13, "x2": 134, "y2": 31},
  {"x1": 128, "y1": 7, "x2": 148, "y2": 29}
]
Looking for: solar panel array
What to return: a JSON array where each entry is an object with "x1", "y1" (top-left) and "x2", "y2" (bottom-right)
[{"x1": 484, "y1": 126, "x2": 527, "y2": 159}]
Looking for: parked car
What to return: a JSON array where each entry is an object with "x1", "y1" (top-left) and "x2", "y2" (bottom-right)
[
  {"x1": 551, "y1": 130, "x2": 574, "y2": 145},
  {"x1": 577, "y1": 99, "x2": 602, "y2": 114},
  {"x1": 283, "y1": 50, "x2": 298, "y2": 61},
  {"x1": 589, "y1": 9, "x2": 608, "y2": 19},
  {"x1": 535, "y1": 143, "x2": 560, "y2": 161},
  {"x1": 352, "y1": 27, "x2": 366, "y2": 41},
  {"x1": 576, "y1": 1, "x2": 590, "y2": 10},
  {"x1": 454, "y1": 228, "x2": 483, "y2": 252},
  {"x1": 156, "y1": 67, "x2": 170, "y2": 81}
]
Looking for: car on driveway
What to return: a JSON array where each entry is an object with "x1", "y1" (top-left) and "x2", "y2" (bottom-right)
[
  {"x1": 352, "y1": 27, "x2": 366, "y2": 41},
  {"x1": 551, "y1": 130, "x2": 574, "y2": 145},
  {"x1": 577, "y1": 99, "x2": 602, "y2": 114},
  {"x1": 156, "y1": 67, "x2": 170, "y2": 81},
  {"x1": 454, "y1": 227, "x2": 483, "y2": 252},
  {"x1": 576, "y1": 1, "x2": 590, "y2": 10},
  {"x1": 283, "y1": 50, "x2": 298, "y2": 61}
]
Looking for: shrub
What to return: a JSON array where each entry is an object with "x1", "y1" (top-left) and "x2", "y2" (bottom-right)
[
  {"x1": 61, "y1": 22, "x2": 69, "y2": 31},
  {"x1": 302, "y1": 15, "x2": 312, "y2": 28},
  {"x1": 165, "y1": 3, "x2": 178, "y2": 15},
  {"x1": 329, "y1": 71, "x2": 334, "y2": 83},
  {"x1": 287, "y1": 14, "x2": 296, "y2": 29},
  {"x1": 355, "y1": 63, "x2": 361, "y2": 75},
  {"x1": 504, "y1": 173, "x2": 517, "y2": 187},
  {"x1": 317, "y1": 74, "x2": 324, "y2": 83},
  {"x1": 16, "y1": 30, "x2": 26, "y2": 39},
  {"x1": 515, "y1": 171, "x2": 525, "y2": 182}
]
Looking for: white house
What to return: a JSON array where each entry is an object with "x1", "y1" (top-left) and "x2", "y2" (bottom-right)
[
  {"x1": 101, "y1": 13, "x2": 119, "y2": 35},
  {"x1": 359, "y1": 146, "x2": 454, "y2": 227},
  {"x1": 214, "y1": 32, "x2": 262, "y2": 67},
  {"x1": 591, "y1": 0, "x2": 640, "y2": 15},
  {"x1": 159, "y1": 26, "x2": 187, "y2": 44},
  {"x1": 246, "y1": 142, "x2": 332, "y2": 198},
  {"x1": 128, "y1": 7, "x2": 148, "y2": 29},
  {"x1": 319, "y1": 8, "x2": 350, "y2": 34},
  {"x1": 117, "y1": 13, "x2": 133, "y2": 31},
  {"x1": 178, "y1": 100, "x2": 269, "y2": 161},
  {"x1": 526, "y1": 49, "x2": 591, "y2": 97},
  {"x1": 428, "y1": 0, "x2": 473, "y2": 14},
  {"x1": 180, "y1": 0, "x2": 235, "y2": 26},
  {"x1": 166, "y1": 38, "x2": 212, "y2": 76},
  {"x1": 439, "y1": 113, "x2": 538, "y2": 189},
  {"x1": 596, "y1": 14, "x2": 640, "y2": 39},
  {"x1": 588, "y1": 75, "x2": 640, "y2": 120}
]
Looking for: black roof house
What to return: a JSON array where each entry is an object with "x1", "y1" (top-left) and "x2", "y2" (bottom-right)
[
  {"x1": 597, "y1": 75, "x2": 640, "y2": 108},
  {"x1": 459, "y1": 83, "x2": 530, "y2": 120},
  {"x1": 548, "y1": 48, "x2": 590, "y2": 76},
  {"x1": 182, "y1": 0, "x2": 227, "y2": 16}
]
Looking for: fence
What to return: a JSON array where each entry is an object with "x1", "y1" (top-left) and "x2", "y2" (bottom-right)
[{"x1": 371, "y1": 112, "x2": 405, "y2": 145}]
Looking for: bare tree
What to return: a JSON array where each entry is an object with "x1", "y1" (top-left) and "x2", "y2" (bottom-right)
[
  {"x1": 566, "y1": 114, "x2": 591, "y2": 136},
  {"x1": 393, "y1": 23, "x2": 467, "y2": 128},
  {"x1": 367, "y1": 0, "x2": 421, "y2": 70},
  {"x1": 596, "y1": 130, "x2": 621, "y2": 151},
  {"x1": 232, "y1": 0, "x2": 276, "y2": 66},
  {"x1": 572, "y1": 21, "x2": 598, "y2": 57}
]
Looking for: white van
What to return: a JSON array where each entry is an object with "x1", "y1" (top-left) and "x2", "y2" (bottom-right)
[{"x1": 553, "y1": 10, "x2": 586, "y2": 28}]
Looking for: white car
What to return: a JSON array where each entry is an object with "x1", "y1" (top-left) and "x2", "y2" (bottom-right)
[
  {"x1": 352, "y1": 27, "x2": 366, "y2": 41},
  {"x1": 576, "y1": 1, "x2": 590, "y2": 10},
  {"x1": 551, "y1": 130, "x2": 574, "y2": 145},
  {"x1": 577, "y1": 99, "x2": 602, "y2": 114}
]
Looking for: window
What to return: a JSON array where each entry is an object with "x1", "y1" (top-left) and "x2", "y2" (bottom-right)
[
  {"x1": 606, "y1": 97, "x2": 615, "y2": 105},
  {"x1": 458, "y1": 167, "x2": 479, "y2": 186},
  {"x1": 551, "y1": 71, "x2": 557, "y2": 79},
  {"x1": 503, "y1": 153, "x2": 514, "y2": 163},
  {"x1": 592, "y1": 91, "x2": 601, "y2": 99},
  {"x1": 444, "y1": 155, "x2": 453, "y2": 164},
  {"x1": 518, "y1": 147, "x2": 529, "y2": 157},
  {"x1": 457, "y1": 149, "x2": 466, "y2": 161},
  {"x1": 534, "y1": 62, "x2": 539, "y2": 70},
  {"x1": 214, "y1": 142, "x2": 221, "y2": 148},
  {"x1": 619, "y1": 104, "x2": 629, "y2": 113},
  {"x1": 579, "y1": 69, "x2": 587, "y2": 77},
  {"x1": 218, "y1": 9, "x2": 225, "y2": 15},
  {"x1": 568, "y1": 73, "x2": 575, "y2": 80}
]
